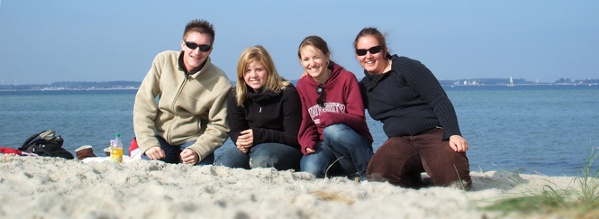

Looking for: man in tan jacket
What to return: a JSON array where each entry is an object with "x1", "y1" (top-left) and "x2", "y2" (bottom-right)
[{"x1": 133, "y1": 19, "x2": 231, "y2": 165}]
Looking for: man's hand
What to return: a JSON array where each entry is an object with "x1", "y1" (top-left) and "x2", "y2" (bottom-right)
[
  {"x1": 145, "y1": 147, "x2": 165, "y2": 160},
  {"x1": 180, "y1": 148, "x2": 199, "y2": 164}
]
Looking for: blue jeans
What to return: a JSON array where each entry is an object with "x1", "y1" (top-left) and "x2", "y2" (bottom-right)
[
  {"x1": 300, "y1": 124, "x2": 373, "y2": 179},
  {"x1": 142, "y1": 136, "x2": 214, "y2": 166},
  {"x1": 214, "y1": 142, "x2": 302, "y2": 171}
]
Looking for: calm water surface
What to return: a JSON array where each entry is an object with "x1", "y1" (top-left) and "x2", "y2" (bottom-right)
[{"x1": 1, "y1": 85, "x2": 598, "y2": 176}]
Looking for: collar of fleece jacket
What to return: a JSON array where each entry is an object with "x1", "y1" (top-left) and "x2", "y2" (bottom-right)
[{"x1": 245, "y1": 87, "x2": 282, "y2": 104}]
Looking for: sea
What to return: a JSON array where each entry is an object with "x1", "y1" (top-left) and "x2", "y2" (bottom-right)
[{"x1": 1, "y1": 85, "x2": 598, "y2": 177}]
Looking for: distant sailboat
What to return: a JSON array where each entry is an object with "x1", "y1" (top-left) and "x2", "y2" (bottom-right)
[{"x1": 507, "y1": 76, "x2": 515, "y2": 87}]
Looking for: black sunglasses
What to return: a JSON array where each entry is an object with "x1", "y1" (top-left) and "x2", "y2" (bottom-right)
[
  {"x1": 316, "y1": 84, "x2": 325, "y2": 107},
  {"x1": 185, "y1": 41, "x2": 211, "y2": 52},
  {"x1": 355, "y1": 45, "x2": 382, "y2": 56}
]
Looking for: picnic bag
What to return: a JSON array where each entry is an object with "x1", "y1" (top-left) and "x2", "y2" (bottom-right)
[{"x1": 19, "y1": 129, "x2": 74, "y2": 159}]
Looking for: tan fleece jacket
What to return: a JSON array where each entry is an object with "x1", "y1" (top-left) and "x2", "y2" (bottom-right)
[{"x1": 133, "y1": 50, "x2": 231, "y2": 161}]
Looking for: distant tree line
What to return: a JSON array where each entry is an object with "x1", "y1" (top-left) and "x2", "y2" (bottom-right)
[
  {"x1": 439, "y1": 78, "x2": 599, "y2": 86},
  {"x1": 0, "y1": 81, "x2": 141, "y2": 90},
  {"x1": 1, "y1": 78, "x2": 598, "y2": 91},
  {"x1": 50, "y1": 81, "x2": 141, "y2": 89}
]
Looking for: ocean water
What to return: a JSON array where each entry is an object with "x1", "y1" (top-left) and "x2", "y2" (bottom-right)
[{"x1": 1, "y1": 85, "x2": 598, "y2": 176}]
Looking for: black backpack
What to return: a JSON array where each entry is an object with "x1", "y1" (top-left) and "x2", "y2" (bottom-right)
[{"x1": 19, "y1": 129, "x2": 74, "y2": 159}]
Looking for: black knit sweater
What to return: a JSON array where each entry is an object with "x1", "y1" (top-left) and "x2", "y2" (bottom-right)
[
  {"x1": 360, "y1": 55, "x2": 461, "y2": 139},
  {"x1": 227, "y1": 84, "x2": 302, "y2": 149}
]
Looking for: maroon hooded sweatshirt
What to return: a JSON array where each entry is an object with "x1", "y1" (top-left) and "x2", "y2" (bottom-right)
[{"x1": 296, "y1": 62, "x2": 373, "y2": 155}]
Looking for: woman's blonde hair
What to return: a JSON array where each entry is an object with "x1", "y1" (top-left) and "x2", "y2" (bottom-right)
[{"x1": 235, "y1": 45, "x2": 290, "y2": 106}]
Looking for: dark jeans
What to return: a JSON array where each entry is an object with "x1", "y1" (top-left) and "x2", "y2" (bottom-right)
[
  {"x1": 367, "y1": 128, "x2": 471, "y2": 189},
  {"x1": 141, "y1": 136, "x2": 214, "y2": 166},
  {"x1": 300, "y1": 124, "x2": 373, "y2": 179},
  {"x1": 214, "y1": 142, "x2": 302, "y2": 171}
]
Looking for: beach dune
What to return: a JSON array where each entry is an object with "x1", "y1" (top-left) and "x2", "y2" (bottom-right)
[{"x1": 0, "y1": 155, "x2": 582, "y2": 218}]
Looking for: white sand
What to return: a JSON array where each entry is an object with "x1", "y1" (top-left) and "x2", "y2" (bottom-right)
[{"x1": 0, "y1": 154, "x2": 584, "y2": 219}]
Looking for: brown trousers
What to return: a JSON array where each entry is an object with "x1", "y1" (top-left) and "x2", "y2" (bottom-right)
[{"x1": 366, "y1": 128, "x2": 471, "y2": 189}]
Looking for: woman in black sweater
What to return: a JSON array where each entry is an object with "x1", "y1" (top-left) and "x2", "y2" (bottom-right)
[
  {"x1": 214, "y1": 45, "x2": 303, "y2": 170},
  {"x1": 354, "y1": 27, "x2": 471, "y2": 189}
]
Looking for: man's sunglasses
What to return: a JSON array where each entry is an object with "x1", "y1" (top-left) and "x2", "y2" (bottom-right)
[
  {"x1": 355, "y1": 45, "x2": 382, "y2": 56},
  {"x1": 316, "y1": 84, "x2": 325, "y2": 107},
  {"x1": 185, "y1": 41, "x2": 211, "y2": 52}
]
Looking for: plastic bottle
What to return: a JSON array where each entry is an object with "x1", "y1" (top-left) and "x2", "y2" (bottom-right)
[{"x1": 110, "y1": 133, "x2": 123, "y2": 163}]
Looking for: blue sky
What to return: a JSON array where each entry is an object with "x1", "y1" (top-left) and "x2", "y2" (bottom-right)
[{"x1": 0, "y1": 0, "x2": 597, "y2": 85}]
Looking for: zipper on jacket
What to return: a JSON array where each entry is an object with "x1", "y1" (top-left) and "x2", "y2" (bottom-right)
[
  {"x1": 258, "y1": 106, "x2": 263, "y2": 127},
  {"x1": 166, "y1": 77, "x2": 188, "y2": 141}
]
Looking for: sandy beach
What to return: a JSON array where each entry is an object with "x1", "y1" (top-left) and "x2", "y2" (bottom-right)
[{"x1": 0, "y1": 154, "x2": 586, "y2": 219}]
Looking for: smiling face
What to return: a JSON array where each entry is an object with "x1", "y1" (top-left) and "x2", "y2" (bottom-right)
[
  {"x1": 180, "y1": 31, "x2": 213, "y2": 73},
  {"x1": 299, "y1": 45, "x2": 330, "y2": 83},
  {"x1": 355, "y1": 35, "x2": 387, "y2": 74},
  {"x1": 243, "y1": 61, "x2": 268, "y2": 92}
]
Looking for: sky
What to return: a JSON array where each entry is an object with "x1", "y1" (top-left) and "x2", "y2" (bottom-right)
[{"x1": 0, "y1": 0, "x2": 598, "y2": 85}]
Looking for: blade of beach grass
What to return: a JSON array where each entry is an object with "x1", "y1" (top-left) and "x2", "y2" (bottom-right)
[{"x1": 481, "y1": 145, "x2": 599, "y2": 218}]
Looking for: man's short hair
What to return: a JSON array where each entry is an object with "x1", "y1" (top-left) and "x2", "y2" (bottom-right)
[{"x1": 183, "y1": 19, "x2": 215, "y2": 45}]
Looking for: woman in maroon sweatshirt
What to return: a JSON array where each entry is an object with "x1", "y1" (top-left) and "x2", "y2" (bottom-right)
[{"x1": 296, "y1": 35, "x2": 373, "y2": 180}]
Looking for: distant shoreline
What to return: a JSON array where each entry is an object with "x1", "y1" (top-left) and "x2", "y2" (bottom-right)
[
  {"x1": 1, "y1": 76, "x2": 599, "y2": 91},
  {"x1": 446, "y1": 83, "x2": 598, "y2": 87},
  {"x1": 0, "y1": 87, "x2": 140, "y2": 92},
  {"x1": 1, "y1": 82, "x2": 598, "y2": 92}
]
